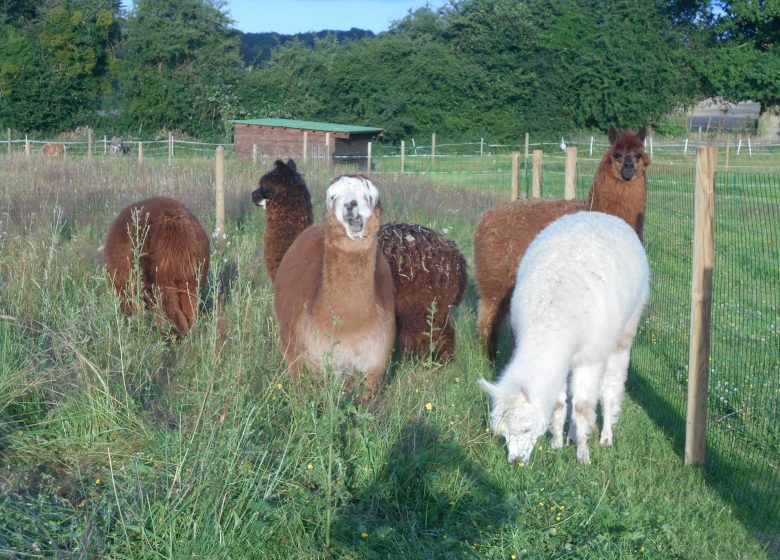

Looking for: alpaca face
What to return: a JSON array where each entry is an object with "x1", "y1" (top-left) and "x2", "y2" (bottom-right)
[
  {"x1": 607, "y1": 129, "x2": 650, "y2": 181},
  {"x1": 478, "y1": 380, "x2": 548, "y2": 464},
  {"x1": 252, "y1": 159, "x2": 302, "y2": 207},
  {"x1": 326, "y1": 175, "x2": 380, "y2": 240}
]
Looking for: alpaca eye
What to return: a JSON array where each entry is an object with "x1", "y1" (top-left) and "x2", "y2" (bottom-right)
[{"x1": 613, "y1": 152, "x2": 623, "y2": 160}]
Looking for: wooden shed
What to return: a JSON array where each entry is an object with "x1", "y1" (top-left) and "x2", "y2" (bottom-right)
[{"x1": 232, "y1": 118, "x2": 384, "y2": 165}]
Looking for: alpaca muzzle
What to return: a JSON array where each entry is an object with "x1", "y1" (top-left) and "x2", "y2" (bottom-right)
[
  {"x1": 251, "y1": 187, "x2": 268, "y2": 207},
  {"x1": 344, "y1": 203, "x2": 364, "y2": 234},
  {"x1": 620, "y1": 157, "x2": 637, "y2": 181}
]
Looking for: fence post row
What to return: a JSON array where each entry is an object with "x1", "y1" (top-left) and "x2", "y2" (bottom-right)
[{"x1": 685, "y1": 145, "x2": 716, "y2": 466}]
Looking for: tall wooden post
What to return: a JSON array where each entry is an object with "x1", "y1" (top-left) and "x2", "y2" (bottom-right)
[
  {"x1": 87, "y1": 128, "x2": 93, "y2": 162},
  {"x1": 531, "y1": 149, "x2": 543, "y2": 198},
  {"x1": 138, "y1": 142, "x2": 143, "y2": 163},
  {"x1": 25, "y1": 135, "x2": 30, "y2": 157},
  {"x1": 524, "y1": 132, "x2": 529, "y2": 161},
  {"x1": 325, "y1": 132, "x2": 331, "y2": 167},
  {"x1": 303, "y1": 130, "x2": 308, "y2": 162},
  {"x1": 510, "y1": 151, "x2": 520, "y2": 201},
  {"x1": 252, "y1": 144, "x2": 257, "y2": 164},
  {"x1": 564, "y1": 147, "x2": 577, "y2": 200},
  {"x1": 400, "y1": 140, "x2": 405, "y2": 173},
  {"x1": 103, "y1": 135, "x2": 108, "y2": 155},
  {"x1": 724, "y1": 139, "x2": 730, "y2": 171},
  {"x1": 431, "y1": 133, "x2": 436, "y2": 169},
  {"x1": 168, "y1": 132, "x2": 173, "y2": 165},
  {"x1": 7, "y1": 128, "x2": 10, "y2": 158},
  {"x1": 215, "y1": 146, "x2": 225, "y2": 237},
  {"x1": 367, "y1": 141, "x2": 372, "y2": 173},
  {"x1": 685, "y1": 146, "x2": 716, "y2": 466}
]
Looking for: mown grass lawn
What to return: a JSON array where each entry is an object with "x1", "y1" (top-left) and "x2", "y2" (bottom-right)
[{"x1": 0, "y1": 155, "x2": 772, "y2": 558}]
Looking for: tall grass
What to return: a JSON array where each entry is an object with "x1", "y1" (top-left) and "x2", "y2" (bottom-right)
[{"x1": 0, "y1": 155, "x2": 772, "y2": 558}]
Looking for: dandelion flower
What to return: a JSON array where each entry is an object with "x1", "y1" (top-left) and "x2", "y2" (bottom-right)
[
  {"x1": 640, "y1": 546, "x2": 646, "y2": 553},
  {"x1": 361, "y1": 532, "x2": 368, "y2": 538},
  {"x1": 276, "y1": 383, "x2": 283, "y2": 390},
  {"x1": 512, "y1": 555, "x2": 518, "y2": 560},
  {"x1": 425, "y1": 402, "x2": 433, "y2": 411},
  {"x1": 307, "y1": 463, "x2": 314, "y2": 470},
  {"x1": 95, "y1": 479, "x2": 101, "y2": 485}
]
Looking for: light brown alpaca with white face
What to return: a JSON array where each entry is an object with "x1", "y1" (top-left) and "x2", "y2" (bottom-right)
[
  {"x1": 273, "y1": 175, "x2": 395, "y2": 400},
  {"x1": 474, "y1": 128, "x2": 650, "y2": 359}
]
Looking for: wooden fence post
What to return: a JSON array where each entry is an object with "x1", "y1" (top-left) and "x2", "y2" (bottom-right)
[
  {"x1": 215, "y1": 146, "x2": 225, "y2": 237},
  {"x1": 367, "y1": 141, "x2": 372, "y2": 173},
  {"x1": 168, "y1": 132, "x2": 173, "y2": 165},
  {"x1": 103, "y1": 135, "x2": 107, "y2": 155},
  {"x1": 400, "y1": 140, "x2": 405, "y2": 173},
  {"x1": 138, "y1": 142, "x2": 143, "y2": 163},
  {"x1": 531, "y1": 149, "x2": 542, "y2": 198},
  {"x1": 252, "y1": 144, "x2": 257, "y2": 164},
  {"x1": 7, "y1": 128, "x2": 10, "y2": 158},
  {"x1": 431, "y1": 133, "x2": 436, "y2": 169},
  {"x1": 564, "y1": 147, "x2": 577, "y2": 200},
  {"x1": 25, "y1": 135, "x2": 30, "y2": 157},
  {"x1": 303, "y1": 131, "x2": 308, "y2": 162},
  {"x1": 325, "y1": 132, "x2": 331, "y2": 167},
  {"x1": 87, "y1": 128, "x2": 93, "y2": 162},
  {"x1": 524, "y1": 132, "x2": 529, "y2": 161},
  {"x1": 685, "y1": 145, "x2": 716, "y2": 466},
  {"x1": 510, "y1": 151, "x2": 520, "y2": 201}
]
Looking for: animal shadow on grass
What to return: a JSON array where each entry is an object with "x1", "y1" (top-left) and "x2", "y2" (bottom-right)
[
  {"x1": 331, "y1": 420, "x2": 513, "y2": 557},
  {"x1": 629, "y1": 367, "x2": 780, "y2": 549}
]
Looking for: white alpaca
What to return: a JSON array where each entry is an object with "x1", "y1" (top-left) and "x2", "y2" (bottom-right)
[{"x1": 479, "y1": 211, "x2": 650, "y2": 464}]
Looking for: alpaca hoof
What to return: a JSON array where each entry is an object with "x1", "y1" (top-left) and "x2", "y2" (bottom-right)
[
  {"x1": 576, "y1": 447, "x2": 591, "y2": 464},
  {"x1": 599, "y1": 436, "x2": 613, "y2": 447},
  {"x1": 551, "y1": 435, "x2": 564, "y2": 449}
]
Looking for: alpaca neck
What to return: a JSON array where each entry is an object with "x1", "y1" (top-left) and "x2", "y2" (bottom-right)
[
  {"x1": 587, "y1": 168, "x2": 646, "y2": 239},
  {"x1": 318, "y1": 229, "x2": 379, "y2": 324}
]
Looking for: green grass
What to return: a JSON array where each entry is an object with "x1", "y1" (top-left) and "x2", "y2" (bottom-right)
[{"x1": 0, "y1": 155, "x2": 775, "y2": 558}]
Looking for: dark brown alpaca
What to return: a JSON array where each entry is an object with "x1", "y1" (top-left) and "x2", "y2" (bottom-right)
[
  {"x1": 252, "y1": 164, "x2": 467, "y2": 363},
  {"x1": 378, "y1": 223, "x2": 467, "y2": 362},
  {"x1": 474, "y1": 128, "x2": 649, "y2": 359},
  {"x1": 274, "y1": 176, "x2": 395, "y2": 400},
  {"x1": 251, "y1": 159, "x2": 312, "y2": 282},
  {"x1": 104, "y1": 197, "x2": 210, "y2": 338}
]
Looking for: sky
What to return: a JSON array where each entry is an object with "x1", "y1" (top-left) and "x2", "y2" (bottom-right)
[{"x1": 122, "y1": 1, "x2": 451, "y2": 35}]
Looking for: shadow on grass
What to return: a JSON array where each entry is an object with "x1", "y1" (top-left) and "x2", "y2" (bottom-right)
[
  {"x1": 330, "y1": 419, "x2": 513, "y2": 558},
  {"x1": 628, "y1": 367, "x2": 779, "y2": 553}
]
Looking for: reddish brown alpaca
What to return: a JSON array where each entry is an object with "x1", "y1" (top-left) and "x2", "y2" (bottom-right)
[
  {"x1": 378, "y1": 223, "x2": 467, "y2": 361},
  {"x1": 41, "y1": 143, "x2": 66, "y2": 157},
  {"x1": 274, "y1": 176, "x2": 395, "y2": 400},
  {"x1": 251, "y1": 159, "x2": 312, "y2": 283},
  {"x1": 252, "y1": 162, "x2": 467, "y2": 363},
  {"x1": 475, "y1": 128, "x2": 649, "y2": 359},
  {"x1": 104, "y1": 197, "x2": 210, "y2": 338}
]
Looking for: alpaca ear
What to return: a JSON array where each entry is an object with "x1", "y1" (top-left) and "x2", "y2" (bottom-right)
[
  {"x1": 637, "y1": 127, "x2": 647, "y2": 142},
  {"x1": 478, "y1": 379, "x2": 501, "y2": 399},
  {"x1": 607, "y1": 127, "x2": 618, "y2": 144},
  {"x1": 287, "y1": 158, "x2": 297, "y2": 171}
]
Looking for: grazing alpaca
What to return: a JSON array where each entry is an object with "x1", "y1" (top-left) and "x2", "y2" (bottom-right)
[
  {"x1": 251, "y1": 159, "x2": 313, "y2": 283},
  {"x1": 251, "y1": 162, "x2": 467, "y2": 362},
  {"x1": 475, "y1": 128, "x2": 649, "y2": 358},
  {"x1": 378, "y1": 223, "x2": 467, "y2": 362},
  {"x1": 104, "y1": 197, "x2": 210, "y2": 338},
  {"x1": 479, "y1": 211, "x2": 650, "y2": 464},
  {"x1": 273, "y1": 175, "x2": 395, "y2": 399},
  {"x1": 41, "y1": 143, "x2": 66, "y2": 157}
]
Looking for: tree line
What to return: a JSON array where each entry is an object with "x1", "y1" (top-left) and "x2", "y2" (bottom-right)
[{"x1": 0, "y1": 0, "x2": 777, "y2": 143}]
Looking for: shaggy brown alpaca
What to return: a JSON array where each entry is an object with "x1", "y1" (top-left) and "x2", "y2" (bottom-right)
[
  {"x1": 273, "y1": 176, "x2": 395, "y2": 400},
  {"x1": 104, "y1": 197, "x2": 210, "y2": 338},
  {"x1": 378, "y1": 223, "x2": 467, "y2": 362},
  {"x1": 475, "y1": 128, "x2": 649, "y2": 359},
  {"x1": 252, "y1": 163, "x2": 467, "y2": 362},
  {"x1": 251, "y1": 159, "x2": 313, "y2": 283},
  {"x1": 41, "y1": 143, "x2": 66, "y2": 157}
]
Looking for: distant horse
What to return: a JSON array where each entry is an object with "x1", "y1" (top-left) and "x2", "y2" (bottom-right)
[
  {"x1": 41, "y1": 143, "x2": 66, "y2": 157},
  {"x1": 110, "y1": 137, "x2": 128, "y2": 155}
]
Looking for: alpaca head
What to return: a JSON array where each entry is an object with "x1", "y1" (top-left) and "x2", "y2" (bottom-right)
[
  {"x1": 478, "y1": 379, "x2": 548, "y2": 464},
  {"x1": 326, "y1": 175, "x2": 380, "y2": 240},
  {"x1": 605, "y1": 128, "x2": 651, "y2": 181},
  {"x1": 252, "y1": 159, "x2": 306, "y2": 208}
]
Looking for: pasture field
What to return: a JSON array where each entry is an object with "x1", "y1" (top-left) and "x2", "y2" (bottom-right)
[{"x1": 0, "y1": 155, "x2": 775, "y2": 558}]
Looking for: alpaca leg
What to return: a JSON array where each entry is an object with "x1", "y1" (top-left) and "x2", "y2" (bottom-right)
[
  {"x1": 477, "y1": 297, "x2": 508, "y2": 360},
  {"x1": 599, "y1": 343, "x2": 632, "y2": 447},
  {"x1": 434, "y1": 321, "x2": 457, "y2": 363},
  {"x1": 570, "y1": 363, "x2": 604, "y2": 464},
  {"x1": 550, "y1": 390, "x2": 568, "y2": 449}
]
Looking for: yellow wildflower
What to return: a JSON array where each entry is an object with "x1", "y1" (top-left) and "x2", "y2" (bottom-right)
[
  {"x1": 425, "y1": 402, "x2": 433, "y2": 411},
  {"x1": 360, "y1": 532, "x2": 368, "y2": 538},
  {"x1": 307, "y1": 463, "x2": 314, "y2": 470}
]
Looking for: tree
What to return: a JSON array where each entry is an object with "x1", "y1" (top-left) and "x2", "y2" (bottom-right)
[
  {"x1": 698, "y1": 0, "x2": 780, "y2": 137},
  {"x1": 116, "y1": 0, "x2": 241, "y2": 139}
]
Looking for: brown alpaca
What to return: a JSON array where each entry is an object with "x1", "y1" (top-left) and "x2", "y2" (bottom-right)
[
  {"x1": 378, "y1": 223, "x2": 467, "y2": 362},
  {"x1": 252, "y1": 164, "x2": 467, "y2": 363},
  {"x1": 273, "y1": 176, "x2": 395, "y2": 399},
  {"x1": 104, "y1": 197, "x2": 210, "y2": 338},
  {"x1": 41, "y1": 143, "x2": 66, "y2": 157},
  {"x1": 251, "y1": 159, "x2": 313, "y2": 283},
  {"x1": 475, "y1": 128, "x2": 650, "y2": 359}
]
